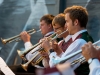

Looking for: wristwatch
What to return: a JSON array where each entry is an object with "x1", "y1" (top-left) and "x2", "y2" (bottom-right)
[{"x1": 49, "y1": 49, "x2": 54, "y2": 53}]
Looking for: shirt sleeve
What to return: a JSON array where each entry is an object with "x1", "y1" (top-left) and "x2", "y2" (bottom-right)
[
  {"x1": 89, "y1": 59, "x2": 100, "y2": 75},
  {"x1": 24, "y1": 42, "x2": 41, "y2": 61},
  {"x1": 24, "y1": 42, "x2": 33, "y2": 50},
  {"x1": 49, "y1": 52, "x2": 65, "y2": 67},
  {"x1": 49, "y1": 40, "x2": 65, "y2": 67},
  {"x1": 49, "y1": 39, "x2": 87, "y2": 70}
]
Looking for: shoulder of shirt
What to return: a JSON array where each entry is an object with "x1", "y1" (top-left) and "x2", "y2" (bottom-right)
[
  {"x1": 58, "y1": 35, "x2": 71, "y2": 44},
  {"x1": 73, "y1": 38, "x2": 87, "y2": 43},
  {"x1": 72, "y1": 30, "x2": 87, "y2": 41},
  {"x1": 64, "y1": 35, "x2": 71, "y2": 42}
]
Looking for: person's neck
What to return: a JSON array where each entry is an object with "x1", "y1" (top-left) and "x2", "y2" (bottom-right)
[
  {"x1": 73, "y1": 27, "x2": 86, "y2": 35},
  {"x1": 44, "y1": 30, "x2": 54, "y2": 36},
  {"x1": 63, "y1": 32, "x2": 69, "y2": 38}
]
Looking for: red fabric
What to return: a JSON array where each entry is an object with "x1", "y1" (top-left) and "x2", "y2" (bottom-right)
[
  {"x1": 59, "y1": 38, "x2": 72, "y2": 52},
  {"x1": 74, "y1": 34, "x2": 82, "y2": 41},
  {"x1": 44, "y1": 67, "x2": 61, "y2": 75}
]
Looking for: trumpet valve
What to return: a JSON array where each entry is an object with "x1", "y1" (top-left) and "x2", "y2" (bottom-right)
[{"x1": 80, "y1": 57, "x2": 86, "y2": 64}]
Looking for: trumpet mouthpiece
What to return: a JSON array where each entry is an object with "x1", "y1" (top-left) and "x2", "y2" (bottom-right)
[{"x1": 37, "y1": 29, "x2": 41, "y2": 32}]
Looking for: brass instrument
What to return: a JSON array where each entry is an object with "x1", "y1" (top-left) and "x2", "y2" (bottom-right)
[
  {"x1": 71, "y1": 45, "x2": 100, "y2": 66},
  {"x1": 51, "y1": 39, "x2": 100, "y2": 65},
  {"x1": 20, "y1": 30, "x2": 68, "y2": 71},
  {"x1": 17, "y1": 32, "x2": 56, "y2": 59},
  {"x1": 1, "y1": 29, "x2": 41, "y2": 44},
  {"x1": 21, "y1": 47, "x2": 45, "y2": 71},
  {"x1": 71, "y1": 56, "x2": 86, "y2": 66}
]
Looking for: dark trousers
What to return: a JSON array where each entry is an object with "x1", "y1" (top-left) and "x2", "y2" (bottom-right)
[{"x1": 0, "y1": 64, "x2": 36, "y2": 75}]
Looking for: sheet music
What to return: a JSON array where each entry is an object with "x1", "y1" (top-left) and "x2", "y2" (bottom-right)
[{"x1": 0, "y1": 57, "x2": 15, "y2": 75}]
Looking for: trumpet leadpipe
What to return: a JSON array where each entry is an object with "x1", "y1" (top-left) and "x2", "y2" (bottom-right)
[
  {"x1": 29, "y1": 29, "x2": 41, "y2": 35},
  {"x1": 52, "y1": 30, "x2": 68, "y2": 41}
]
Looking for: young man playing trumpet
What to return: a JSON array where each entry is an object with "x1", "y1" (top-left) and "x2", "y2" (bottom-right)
[
  {"x1": 0, "y1": 14, "x2": 55, "y2": 75},
  {"x1": 39, "y1": 41, "x2": 100, "y2": 75},
  {"x1": 41, "y1": 5, "x2": 94, "y2": 75},
  {"x1": 41, "y1": 13, "x2": 71, "y2": 68},
  {"x1": 20, "y1": 14, "x2": 55, "y2": 70}
]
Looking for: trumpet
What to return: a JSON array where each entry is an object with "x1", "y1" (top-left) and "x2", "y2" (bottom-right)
[
  {"x1": 51, "y1": 39, "x2": 100, "y2": 65},
  {"x1": 20, "y1": 30, "x2": 68, "y2": 71},
  {"x1": 21, "y1": 47, "x2": 45, "y2": 71},
  {"x1": 17, "y1": 32, "x2": 57, "y2": 59},
  {"x1": 71, "y1": 56, "x2": 86, "y2": 66},
  {"x1": 71, "y1": 45, "x2": 100, "y2": 66},
  {"x1": 1, "y1": 29, "x2": 41, "y2": 44}
]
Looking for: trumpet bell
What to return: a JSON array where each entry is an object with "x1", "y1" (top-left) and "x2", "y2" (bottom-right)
[
  {"x1": 17, "y1": 50, "x2": 24, "y2": 57},
  {"x1": 21, "y1": 64, "x2": 28, "y2": 71},
  {"x1": 1, "y1": 38, "x2": 7, "y2": 44},
  {"x1": 17, "y1": 50, "x2": 28, "y2": 62}
]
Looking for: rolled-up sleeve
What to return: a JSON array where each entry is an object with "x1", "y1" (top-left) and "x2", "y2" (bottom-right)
[
  {"x1": 89, "y1": 59, "x2": 100, "y2": 75},
  {"x1": 24, "y1": 42, "x2": 40, "y2": 61}
]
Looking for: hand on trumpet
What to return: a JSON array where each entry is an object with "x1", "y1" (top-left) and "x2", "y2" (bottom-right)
[
  {"x1": 40, "y1": 51, "x2": 50, "y2": 68},
  {"x1": 20, "y1": 31, "x2": 31, "y2": 43},
  {"x1": 41, "y1": 37, "x2": 63, "y2": 56},
  {"x1": 82, "y1": 42, "x2": 100, "y2": 61}
]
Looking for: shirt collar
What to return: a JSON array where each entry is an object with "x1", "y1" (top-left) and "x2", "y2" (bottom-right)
[
  {"x1": 72, "y1": 29, "x2": 87, "y2": 41},
  {"x1": 64, "y1": 35, "x2": 72, "y2": 42},
  {"x1": 44, "y1": 31, "x2": 54, "y2": 37}
]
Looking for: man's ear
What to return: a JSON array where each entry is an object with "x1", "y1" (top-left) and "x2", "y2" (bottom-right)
[
  {"x1": 74, "y1": 19, "x2": 79, "y2": 26},
  {"x1": 49, "y1": 24, "x2": 52, "y2": 28}
]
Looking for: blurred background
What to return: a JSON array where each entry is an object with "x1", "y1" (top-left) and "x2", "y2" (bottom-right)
[{"x1": 0, "y1": 0, "x2": 100, "y2": 65}]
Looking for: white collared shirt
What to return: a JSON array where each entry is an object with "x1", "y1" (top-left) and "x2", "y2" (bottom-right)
[
  {"x1": 58, "y1": 35, "x2": 71, "y2": 45},
  {"x1": 49, "y1": 29, "x2": 87, "y2": 69},
  {"x1": 89, "y1": 59, "x2": 100, "y2": 75},
  {"x1": 50, "y1": 35, "x2": 71, "y2": 58},
  {"x1": 44, "y1": 31, "x2": 54, "y2": 37}
]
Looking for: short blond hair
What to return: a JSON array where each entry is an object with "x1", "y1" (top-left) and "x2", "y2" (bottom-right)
[{"x1": 52, "y1": 13, "x2": 66, "y2": 27}]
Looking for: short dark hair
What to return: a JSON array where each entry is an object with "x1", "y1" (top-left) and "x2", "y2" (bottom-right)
[
  {"x1": 40, "y1": 14, "x2": 54, "y2": 25},
  {"x1": 64, "y1": 5, "x2": 88, "y2": 28},
  {"x1": 52, "y1": 13, "x2": 66, "y2": 27}
]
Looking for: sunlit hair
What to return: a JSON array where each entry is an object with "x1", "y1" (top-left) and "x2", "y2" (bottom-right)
[
  {"x1": 64, "y1": 5, "x2": 88, "y2": 28},
  {"x1": 40, "y1": 14, "x2": 55, "y2": 25},
  {"x1": 52, "y1": 13, "x2": 66, "y2": 27}
]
